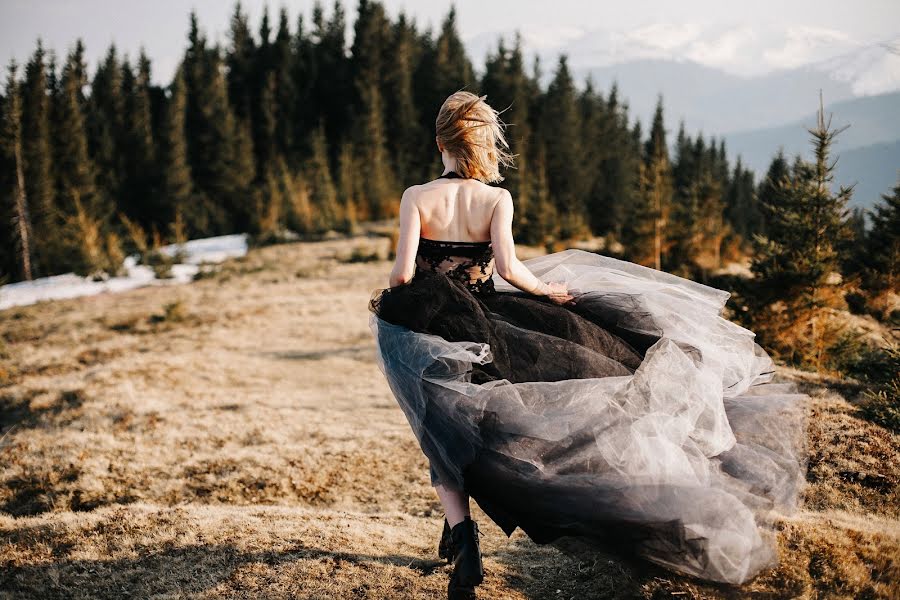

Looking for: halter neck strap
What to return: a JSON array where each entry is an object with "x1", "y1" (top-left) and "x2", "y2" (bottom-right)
[{"x1": 439, "y1": 170, "x2": 468, "y2": 179}]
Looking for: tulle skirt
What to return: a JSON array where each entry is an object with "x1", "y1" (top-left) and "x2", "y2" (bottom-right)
[{"x1": 368, "y1": 249, "x2": 808, "y2": 585}]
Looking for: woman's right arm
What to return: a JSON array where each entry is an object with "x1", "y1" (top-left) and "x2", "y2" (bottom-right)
[{"x1": 490, "y1": 189, "x2": 571, "y2": 303}]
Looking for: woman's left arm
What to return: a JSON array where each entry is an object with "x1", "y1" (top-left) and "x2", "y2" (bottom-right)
[{"x1": 389, "y1": 187, "x2": 420, "y2": 287}]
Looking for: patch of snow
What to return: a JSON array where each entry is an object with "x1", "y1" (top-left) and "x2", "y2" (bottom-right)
[{"x1": 0, "y1": 233, "x2": 248, "y2": 311}]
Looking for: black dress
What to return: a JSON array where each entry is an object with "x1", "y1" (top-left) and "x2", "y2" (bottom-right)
[{"x1": 367, "y1": 171, "x2": 808, "y2": 585}]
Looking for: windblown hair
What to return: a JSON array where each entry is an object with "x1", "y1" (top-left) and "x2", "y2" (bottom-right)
[{"x1": 435, "y1": 90, "x2": 516, "y2": 183}]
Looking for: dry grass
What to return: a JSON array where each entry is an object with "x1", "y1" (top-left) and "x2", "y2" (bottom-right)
[{"x1": 1, "y1": 234, "x2": 898, "y2": 599}]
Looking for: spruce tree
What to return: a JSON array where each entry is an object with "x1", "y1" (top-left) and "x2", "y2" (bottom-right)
[
  {"x1": 184, "y1": 12, "x2": 253, "y2": 233},
  {"x1": 434, "y1": 6, "x2": 473, "y2": 88},
  {"x1": 860, "y1": 180, "x2": 900, "y2": 295},
  {"x1": 272, "y1": 7, "x2": 296, "y2": 161},
  {"x1": 2, "y1": 60, "x2": 34, "y2": 280},
  {"x1": 350, "y1": 0, "x2": 398, "y2": 220},
  {"x1": 0, "y1": 83, "x2": 12, "y2": 281},
  {"x1": 750, "y1": 96, "x2": 854, "y2": 367},
  {"x1": 21, "y1": 39, "x2": 56, "y2": 277},
  {"x1": 310, "y1": 1, "x2": 352, "y2": 159},
  {"x1": 53, "y1": 42, "x2": 113, "y2": 274},
  {"x1": 159, "y1": 65, "x2": 194, "y2": 235},
  {"x1": 289, "y1": 11, "x2": 315, "y2": 165},
  {"x1": 593, "y1": 83, "x2": 638, "y2": 240},
  {"x1": 756, "y1": 149, "x2": 789, "y2": 237},
  {"x1": 624, "y1": 97, "x2": 673, "y2": 269},
  {"x1": 539, "y1": 56, "x2": 587, "y2": 239},
  {"x1": 481, "y1": 33, "x2": 534, "y2": 241},
  {"x1": 413, "y1": 5, "x2": 476, "y2": 179},
  {"x1": 305, "y1": 122, "x2": 340, "y2": 231},
  {"x1": 226, "y1": 1, "x2": 256, "y2": 125},
  {"x1": 724, "y1": 158, "x2": 761, "y2": 246},
  {"x1": 87, "y1": 44, "x2": 126, "y2": 213},
  {"x1": 668, "y1": 129, "x2": 703, "y2": 270},
  {"x1": 336, "y1": 139, "x2": 360, "y2": 230},
  {"x1": 384, "y1": 12, "x2": 424, "y2": 186},
  {"x1": 519, "y1": 141, "x2": 558, "y2": 246},
  {"x1": 121, "y1": 50, "x2": 158, "y2": 229}
]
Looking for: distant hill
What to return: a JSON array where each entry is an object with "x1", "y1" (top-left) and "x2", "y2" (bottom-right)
[
  {"x1": 466, "y1": 26, "x2": 899, "y2": 135},
  {"x1": 723, "y1": 92, "x2": 900, "y2": 171},
  {"x1": 834, "y1": 140, "x2": 900, "y2": 212},
  {"x1": 574, "y1": 59, "x2": 858, "y2": 135},
  {"x1": 721, "y1": 93, "x2": 900, "y2": 210}
]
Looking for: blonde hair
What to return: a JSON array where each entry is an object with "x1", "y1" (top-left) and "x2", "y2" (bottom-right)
[{"x1": 435, "y1": 90, "x2": 516, "y2": 183}]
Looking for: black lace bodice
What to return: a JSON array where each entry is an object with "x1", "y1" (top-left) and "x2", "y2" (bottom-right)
[
  {"x1": 413, "y1": 170, "x2": 496, "y2": 295},
  {"x1": 415, "y1": 237, "x2": 496, "y2": 295}
]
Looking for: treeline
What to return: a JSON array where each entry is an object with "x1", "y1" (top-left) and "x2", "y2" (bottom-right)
[{"x1": 2, "y1": 0, "x2": 772, "y2": 284}]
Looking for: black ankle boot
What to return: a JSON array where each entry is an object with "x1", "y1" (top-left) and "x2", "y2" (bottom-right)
[
  {"x1": 449, "y1": 516, "x2": 484, "y2": 588},
  {"x1": 438, "y1": 517, "x2": 455, "y2": 562},
  {"x1": 447, "y1": 569, "x2": 477, "y2": 600}
]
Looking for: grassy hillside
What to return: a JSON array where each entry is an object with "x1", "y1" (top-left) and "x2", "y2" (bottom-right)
[{"x1": 1, "y1": 236, "x2": 898, "y2": 599}]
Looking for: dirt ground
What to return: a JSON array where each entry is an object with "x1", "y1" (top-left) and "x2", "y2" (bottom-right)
[{"x1": 1, "y1": 234, "x2": 898, "y2": 599}]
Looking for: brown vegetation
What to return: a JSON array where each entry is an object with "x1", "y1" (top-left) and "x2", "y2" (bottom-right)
[{"x1": 1, "y1": 236, "x2": 898, "y2": 599}]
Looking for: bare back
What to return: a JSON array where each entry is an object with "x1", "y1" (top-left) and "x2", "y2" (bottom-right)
[
  {"x1": 390, "y1": 173, "x2": 553, "y2": 299},
  {"x1": 411, "y1": 177, "x2": 504, "y2": 242}
]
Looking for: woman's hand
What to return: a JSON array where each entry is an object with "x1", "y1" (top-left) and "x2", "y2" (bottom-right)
[{"x1": 545, "y1": 281, "x2": 574, "y2": 305}]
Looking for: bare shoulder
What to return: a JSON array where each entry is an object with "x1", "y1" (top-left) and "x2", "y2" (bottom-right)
[
  {"x1": 493, "y1": 187, "x2": 513, "y2": 211},
  {"x1": 400, "y1": 184, "x2": 423, "y2": 204}
]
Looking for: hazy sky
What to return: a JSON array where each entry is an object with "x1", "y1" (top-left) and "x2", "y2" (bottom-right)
[{"x1": 2, "y1": 0, "x2": 899, "y2": 86}]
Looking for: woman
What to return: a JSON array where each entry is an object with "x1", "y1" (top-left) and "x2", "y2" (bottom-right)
[{"x1": 368, "y1": 91, "x2": 807, "y2": 599}]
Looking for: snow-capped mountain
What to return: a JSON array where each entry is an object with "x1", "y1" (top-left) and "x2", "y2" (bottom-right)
[{"x1": 465, "y1": 23, "x2": 900, "y2": 97}]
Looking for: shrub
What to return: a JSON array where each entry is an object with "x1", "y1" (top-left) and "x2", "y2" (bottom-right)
[{"x1": 832, "y1": 337, "x2": 900, "y2": 432}]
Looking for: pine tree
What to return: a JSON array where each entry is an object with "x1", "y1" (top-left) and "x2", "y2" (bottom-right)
[
  {"x1": 253, "y1": 5, "x2": 278, "y2": 174},
  {"x1": 593, "y1": 83, "x2": 638, "y2": 240},
  {"x1": 724, "y1": 158, "x2": 761, "y2": 246},
  {"x1": 434, "y1": 6, "x2": 473, "y2": 88},
  {"x1": 159, "y1": 65, "x2": 195, "y2": 235},
  {"x1": 86, "y1": 44, "x2": 126, "y2": 214},
  {"x1": 2, "y1": 60, "x2": 34, "y2": 280},
  {"x1": 272, "y1": 7, "x2": 296, "y2": 161},
  {"x1": 184, "y1": 12, "x2": 254, "y2": 233},
  {"x1": 384, "y1": 12, "x2": 424, "y2": 186},
  {"x1": 53, "y1": 41, "x2": 115, "y2": 275},
  {"x1": 310, "y1": 0, "x2": 352, "y2": 159},
  {"x1": 226, "y1": 1, "x2": 256, "y2": 125},
  {"x1": 519, "y1": 141, "x2": 558, "y2": 246},
  {"x1": 624, "y1": 96, "x2": 673, "y2": 269},
  {"x1": 860, "y1": 180, "x2": 900, "y2": 295},
  {"x1": 289, "y1": 11, "x2": 315, "y2": 165},
  {"x1": 539, "y1": 55, "x2": 587, "y2": 239},
  {"x1": 336, "y1": 139, "x2": 360, "y2": 230},
  {"x1": 645, "y1": 96, "x2": 674, "y2": 270},
  {"x1": 756, "y1": 149, "x2": 789, "y2": 238},
  {"x1": 21, "y1": 39, "x2": 56, "y2": 277},
  {"x1": 480, "y1": 33, "x2": 534, "y2": 240},
  {"x1": 0, "y1": 83, "x2": 12, "y2": 281},
  {"x1": 121, "y1": 50, "x2": 158, "y2": 229},
  {"x1": 413, "y1": 5, "x2": 476, "y2": 179},
  {"x1": 750, "y1": 95, "x2": 854, "y2": 368},
  {"x1": 350, "y1": 0, "x2": 398, "y2": 220},
  {"x1": 668, "y1": 129, "x2": 703, "y2": 270},
  {"x1": 305, "y1": 122, "x2": 340, "y2": 231},
  {"x1": 668, "y1": 130, "x2": 729, "y2": 274}
]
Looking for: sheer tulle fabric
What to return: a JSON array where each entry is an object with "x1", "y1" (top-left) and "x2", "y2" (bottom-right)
[{"x1": 368, "y1": 249, "x2": 807, "y2": 585}]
